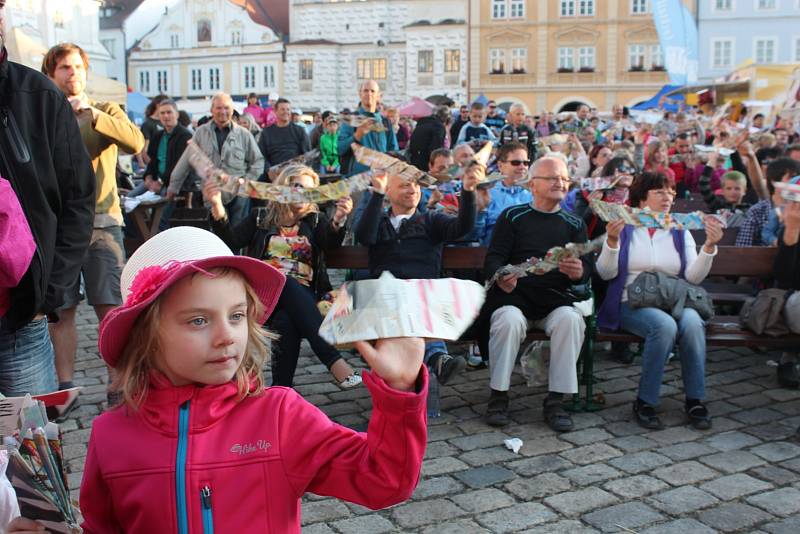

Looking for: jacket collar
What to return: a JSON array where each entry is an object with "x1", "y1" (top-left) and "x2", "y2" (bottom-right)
[{"x1": 133, "y1": 371, "x2": 257, "y2": 436}]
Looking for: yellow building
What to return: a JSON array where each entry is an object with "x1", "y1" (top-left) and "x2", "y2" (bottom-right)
[{"x1": 468, "y1": 0, "x2": 695, "y2": 113}]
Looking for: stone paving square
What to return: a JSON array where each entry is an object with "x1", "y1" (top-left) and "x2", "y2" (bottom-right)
[{"x1": 62, "y1": 303, "x2": 800, "y2": 532}]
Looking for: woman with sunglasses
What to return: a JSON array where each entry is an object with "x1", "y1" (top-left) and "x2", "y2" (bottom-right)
[
  {"x1": 596, "y1": 172, "x2": 723, "y2": 430},
  {"x1": 204, "y1": 164, "x2": 362, "y2": 389}
]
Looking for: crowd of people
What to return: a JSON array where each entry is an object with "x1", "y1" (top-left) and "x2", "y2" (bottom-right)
[{"x1": 3, "y1": 20, "x2": 800, "y2": 529}]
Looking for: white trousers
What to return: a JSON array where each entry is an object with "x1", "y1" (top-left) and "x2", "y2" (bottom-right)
[{"x1": 488, "y1": 305, "x2": 585, "y2": 394}]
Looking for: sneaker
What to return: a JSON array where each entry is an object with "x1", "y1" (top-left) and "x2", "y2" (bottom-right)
[
  {"x1": 685, "y1": 401, "x2": 712, "y2": 430},
  {"x1": 543, "y1": 396, "x2": 574, "y2": 432},
  {"x1": 632, "y1": 399, "x2": 663, "y2": 430},
  {"x1": 430, "y1": 352, "x2": 465, "y2": 385},
  {"x1": 467, "y1": 354, "x2": 484, "y2": 368},
  {"x1": 337, "y1": 374, "x2": 363, "y2": 389},
  {"x1": 777, "y1": 361, "x2": 800, "y2": 389},
  {"x1": 485, "y1": 393, "x2": 510, "y2": 427}
]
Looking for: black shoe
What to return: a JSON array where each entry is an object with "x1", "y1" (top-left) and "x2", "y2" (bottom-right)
[
  {"x1": 611, "y1": 343, "x2": 636, "y2": 364},
  {"x1": 777, "y1": 361, "x2": 800, "y2": 389},
  {"x1": 633, "y1": 399, "x2": 664, "y2": 430},
  {"x1": 430, "y1": 352, "x2": 465, "y2": 386},
  {"x1": 686, "y1": 401, "x2": 712, "y2": 430},
  {"x1": 543, "y1": 397, "x2": 574, "y2": 432},
  {"x1": 485, "y1": 392, "x2": 510, "y2": 427}
]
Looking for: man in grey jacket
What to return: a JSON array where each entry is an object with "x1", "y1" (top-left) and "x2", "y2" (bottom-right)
[{"x1": 170, "y1": 92, "x2": 264, "y2": 226}]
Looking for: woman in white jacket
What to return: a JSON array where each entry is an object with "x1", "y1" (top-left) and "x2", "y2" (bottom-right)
[{"x1": 596, "y1": 172, "x2": 723, "y2": 430}]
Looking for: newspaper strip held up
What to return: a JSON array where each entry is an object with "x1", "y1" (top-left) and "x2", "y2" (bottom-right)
[
  {"x1": 351, "y1": 144, "x2": 436, "y2": 186},
  {"x1": 775, "y1": 179, "x2": 800, "y2": 202},
  {"x1": 486, "y1": 236, "x2": 605, "y2": 289},
  {"x1": 318, "y1": 272, "x2": 485, "y2": 345},
  {"x1": 186, "y1": 142, "x2": 373, "y2": 204},
  {"x1": 267, "y1": 149, "x2": 321, "y2": 181},
  {"x1": 590, "y1": 199, "x2": 730, "y2": 230},
  {"x1": 578, "y1": 176, "x2": 622, "y2": 192},
  {"x1": 339, "y1": 114, "x2": 387, "y2": 132}
]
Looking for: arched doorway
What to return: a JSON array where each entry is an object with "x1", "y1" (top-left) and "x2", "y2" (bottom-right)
[{"x1": 558, "y1": 101, "x2": 587, "y2": 112}]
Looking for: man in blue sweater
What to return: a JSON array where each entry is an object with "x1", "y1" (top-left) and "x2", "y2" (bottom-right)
[
  {"x1": 337, "y1": 79, "x2": 398, "y2": 176},
  {"x1": 355, "y1": 165, "x2": 481, "y2": 385}
]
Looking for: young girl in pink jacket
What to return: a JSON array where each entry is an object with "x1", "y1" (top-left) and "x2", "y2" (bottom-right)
[{"x1": 9, "y1": 226, "x2": 428, "y2": 534}]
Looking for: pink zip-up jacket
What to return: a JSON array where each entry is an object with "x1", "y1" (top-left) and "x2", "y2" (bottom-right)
[{"x1": 79, "y1": 368, "x2": 428, "y2": 533}]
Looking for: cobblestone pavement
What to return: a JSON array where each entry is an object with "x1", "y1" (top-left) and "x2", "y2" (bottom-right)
[{"x1": 66, "y1": 302, "x2": 800, "y2": 533}]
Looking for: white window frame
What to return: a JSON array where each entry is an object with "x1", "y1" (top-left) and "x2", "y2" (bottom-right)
[
  {"x1": 510, "y1": 0, "x2": 525, "y2": 18},
  {"x1": 578, "y1": 0, "x2": 595, "y2": 15},
  {"x1": 756, "y1": 0, "x2": 776, "y2": 9},
  {"x1": 578, "y1": 46, "x2": 595, "y2": 69},
  {"x1": 263, "y1": 64, "x2": 275, "y2": 89},
  {"x1": 489, "y1": 48, "x2": 505, "y2": 73},
  {"x1": 444, "y1": 49, "x2": 460, "y2": 73},
  {"x1": 299, "y1": 59, "x2": 314, "y2": 81},
  {"x1": 231, "y1": 31, "x2": 242, "y2": 45},
  {"x1": 491, "y1": 0, "x2": 506, "y2": 19},
  {"x1": 156, "y1": 70, "x2": 168, "y2": 94},
  {"x1": 418, "y1": 50, "x2": 434, "y2": 73},
  {"x1": 560, "y1": 0, "x2": 575, "y2": 16},
  {"x1": 356, "y1": 58, "x2": 387, "y2": 80},
  {"x1": 190, "y1": 68, "x2": 202, "y2": 93},
  {"x1": 170, "y1": 34, "x2": 179, "y2": 48},
  {"x1": 631, "y1": 0, "x2": 649, "y2": 14},
  {"x1": 713, "y1": 0, "x2": 733, "y2": 11},
  {"x1": 243, "y1": 65, "x2": 255, "y2": 90},
  {"x1": 710, "y1": 38, "x2": 734, "y2": 69},
  {"x1": 628, "y1": 44, "x2": 646, "y2": 69},
  {"x1": 794, "y1": 36, "x2": 800, "y2": 62},
  {"x1": 650, "y1": 44, "x2": 664, "y2": 68},
  {"x1": 510, "y1": 47, "x2": 527, "y2": 73},
  {"x1": 558, "y1": 47, "x2": 574, "y2": 70},
  {"x1": 754, "y1": 37, "x2": 777, "y2": 64},
  {"x1": 138, "y1": 70, "x2": 150, "y2": 93},
  {"x1": 208, "y1": 67, "x2": 220, "y2": 91}
]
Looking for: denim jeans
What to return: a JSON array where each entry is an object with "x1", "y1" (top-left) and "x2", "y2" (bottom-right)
[
  {"x1": 619, "y1": 302, "x2": 706, "y2": 406},
  {"x1": 0, "y1": 317, "x2": 57, "y2": 395},
  {"x1": 424, "y1": 341, "x2": 448, "y2": 365}
]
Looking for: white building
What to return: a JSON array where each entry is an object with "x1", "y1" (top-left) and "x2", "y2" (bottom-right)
[
  {"x1": 127, "y1": 0, "x2": 284, "y2": 103},
  {"x1": 284, "y1": 0, "x2": 467, "y2": 110},
  {"x1": 4, "y1": 0, "x2": 113, "y2": 75},
  {"x1": 98, "y1": 0, "x2": 145, "y2": 83}
]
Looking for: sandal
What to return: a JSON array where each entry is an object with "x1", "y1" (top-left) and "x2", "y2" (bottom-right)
[
  {"x1": 633, "y1": 399, "x2": 663, "y2": 430},
  {"x1": 543, "y1": 398, "x2": 574, "y2": 432},
  {"x1": 686, "y1": 402, "x2": 712, "y2": 430}
]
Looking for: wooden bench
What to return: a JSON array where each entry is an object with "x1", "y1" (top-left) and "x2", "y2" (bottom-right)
[{"x1": 326, "y1": 245, "x2": 800, "y2": 410}]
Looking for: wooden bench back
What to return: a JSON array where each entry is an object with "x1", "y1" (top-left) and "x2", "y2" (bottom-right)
[{"x1": 326, "y1": 245, "x2": 778, "y2": 278}]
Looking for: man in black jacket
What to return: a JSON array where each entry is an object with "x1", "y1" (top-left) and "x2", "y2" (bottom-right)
[
  {"x1": 354, "y1": 165, "x2": 480, "y2": 385},
  {"x1": 0, "y1": 5, "x2": 95, "y2": 396},
  {"x1": 407, "y1": 106, "x2": 448, "y2": 171},
  {"x1": 449, "y1": 105, "x2": 469, "y2": 148},
  {"x1": 142, "y1": 99, "x2": 192, "y2": 229},
  {"x1": 775, "y1": 200, "x2": 800, "y2": 389}
]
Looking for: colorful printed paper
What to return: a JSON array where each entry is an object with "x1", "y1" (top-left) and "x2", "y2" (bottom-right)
[
  {"x1": 352, "y1": 144, "x2": 436, "y2": 186},
  {"x1": 590, "y1": 199, "x2": 728, "y2": 230}
]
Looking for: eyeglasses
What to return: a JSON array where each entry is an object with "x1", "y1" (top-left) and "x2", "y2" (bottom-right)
[
  {"x1": 648, "y1": 189, "x2": 676, "y2": 197},
  {"x1": 533, "y1": 175, "x2": 570, "y2": 183},
  {"x1": 616, "y1": 165, "x2": 636, "y2": 175},
  {"x1": 505, "y1": 159, "x2": 531, "y2": 167}
]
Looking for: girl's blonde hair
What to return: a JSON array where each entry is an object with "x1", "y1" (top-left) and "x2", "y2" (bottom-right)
[
  {"x1": 112, "y1": 267, "x2": 275, "y2": 409},
  {"x1": 260, "y1": 163, "x2": 320, "y2": 230}
]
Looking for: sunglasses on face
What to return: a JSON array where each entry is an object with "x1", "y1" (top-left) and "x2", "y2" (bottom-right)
[
  {"x1": 616, "y1": 165, "x2": 636, "y2": 175},
  {"x1": 290, "y1": 182, "x2": 307, "y2": 189},
  {"x1": 505, "y1": 159, "x2": 531, "y2": 167}
]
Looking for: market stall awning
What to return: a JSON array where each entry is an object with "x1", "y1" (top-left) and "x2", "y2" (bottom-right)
[{"x1": 397, "y1": 96, "x2": 434, "y2": 119}]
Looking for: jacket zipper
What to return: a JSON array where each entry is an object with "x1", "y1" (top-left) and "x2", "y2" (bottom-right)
[
  {"x1": 176, "y1": 401, "x2": 191, "y2": 534},
  {"x1": 200, "y1": 484, "x2": 214, "y2": 534},
  {"x1": 0, "y1": 108, "x2": 31, "y2": 163}
]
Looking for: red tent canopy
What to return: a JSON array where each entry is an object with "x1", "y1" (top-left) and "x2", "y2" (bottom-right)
[{"x1": 397, "y1": 97, "x2": 434, "y2": 119}]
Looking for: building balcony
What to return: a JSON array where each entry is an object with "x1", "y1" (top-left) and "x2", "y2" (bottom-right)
[{"x1": 480, "y1": 71, "x2": 537, "y2": 86}]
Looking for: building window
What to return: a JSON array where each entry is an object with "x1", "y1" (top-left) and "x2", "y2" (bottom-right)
[
  {"x1": 101, "y1": 38, "x2": 116, "y2": 58},
  {"x1": 557, "y1": 47, "x2": 574, "y2": 70},
  {"x1": 356, "y1": 58, "x2": 387, "y2": 79},
  {"x1": 264, "y1": 64, "x2": 275, "y2": 88},
  {"x1": 231, "y1": 31, "x2": 242, "y2": 45},
  {"x1": 757, "y1": 0, "x2": 776, "y2": 8},
  {"x1": 444, "y1": 49, "x2": 460, "y2": 72},
  {"x1": 711, "y1": 38, "x2": 733, "y2": 68},
  {"x1": 243, "y1": 65, "x2": 255, "y2": 89},
  {"x1": 418, "y1": 50, "x2": 433, "y2": 73},
  {"x1": 511, "y1": 48, "x2": 526, "y2": 73},
  {"x1": 208, "y1": 68, "x2": 220, "y2": 90},
  {"x1": 560, "y1": 0, "x2": 575, "y2": 16},
  {"x1": 578, "y1": 0, "x2": 595, "y2": 15},
  {"x1": 631, "y1": 0, "x2": 648, "y2": 14},
  {"x1": 489, "y1": 48, "x2": 505, "y2": 73},
  {"x1": 138, "y1": 71, "x2": 150, "y2": 93},
  {"x1": 795, "y1": 37, "x2": 800, "y2": 62},
  {"x1": 628, "y1": 44, "x2": 646, "y2": 70},
  {"x1": 299, "y1": 59, "x2": 314, "y2": 81},
  {"x1": 191, "y1": 68, "x2": 202, "y2": 91},
  {"x1": 197, "y1": 19, "x2": 212, "y2": 43},
  {"x1": 53, "y1": 11, "x2": 64, "y2": 29},
  {"x1": 561, "y1": 0, "x2": 594, "y2": 16},
  {"x1": 170, "y1": 34, "x2": 179, "y2": 48},
  {"x1": 755, "y1": 38, "x2": 776, "y2": 63},
  {"x1": 491, "y1": 0, "x2": 506, "y2": 18},
  {"x1": 156, "y1": 70, "x2": 168, "y2": 93},
  {"x1": 650, "y1": 44, "x2": 664, "y2": 69},
  {"x1": 713, "y1": 0, "x2": 732, "y2": 10},
  {"x1": 578, "y1": 46, "x2": 595, "y2": 70},
  {"x1": 510, "y1": 0, "x2": 525, "y2": 18}
]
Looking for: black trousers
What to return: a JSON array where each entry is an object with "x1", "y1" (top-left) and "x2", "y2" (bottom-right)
[{"x1": 269, "y1": 276, "x2": 342, "y2": 387}]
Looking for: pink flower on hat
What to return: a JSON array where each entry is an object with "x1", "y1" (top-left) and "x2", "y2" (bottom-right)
[{"x1": 125, "y1": 262, "x2": 184, "y2": 307}]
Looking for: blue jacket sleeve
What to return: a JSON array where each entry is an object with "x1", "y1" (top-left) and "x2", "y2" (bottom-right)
[{"x1": 354, "y1": 191, "x2": 385, "y2": 246}]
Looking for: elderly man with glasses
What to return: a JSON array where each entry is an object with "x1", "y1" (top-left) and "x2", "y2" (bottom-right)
[
  {"x1": 479, "y1": 157, "x2": 590, "y2": 431},
  {"x1": 473, "y1": 141, "x2": 532, "y2": 245}
]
